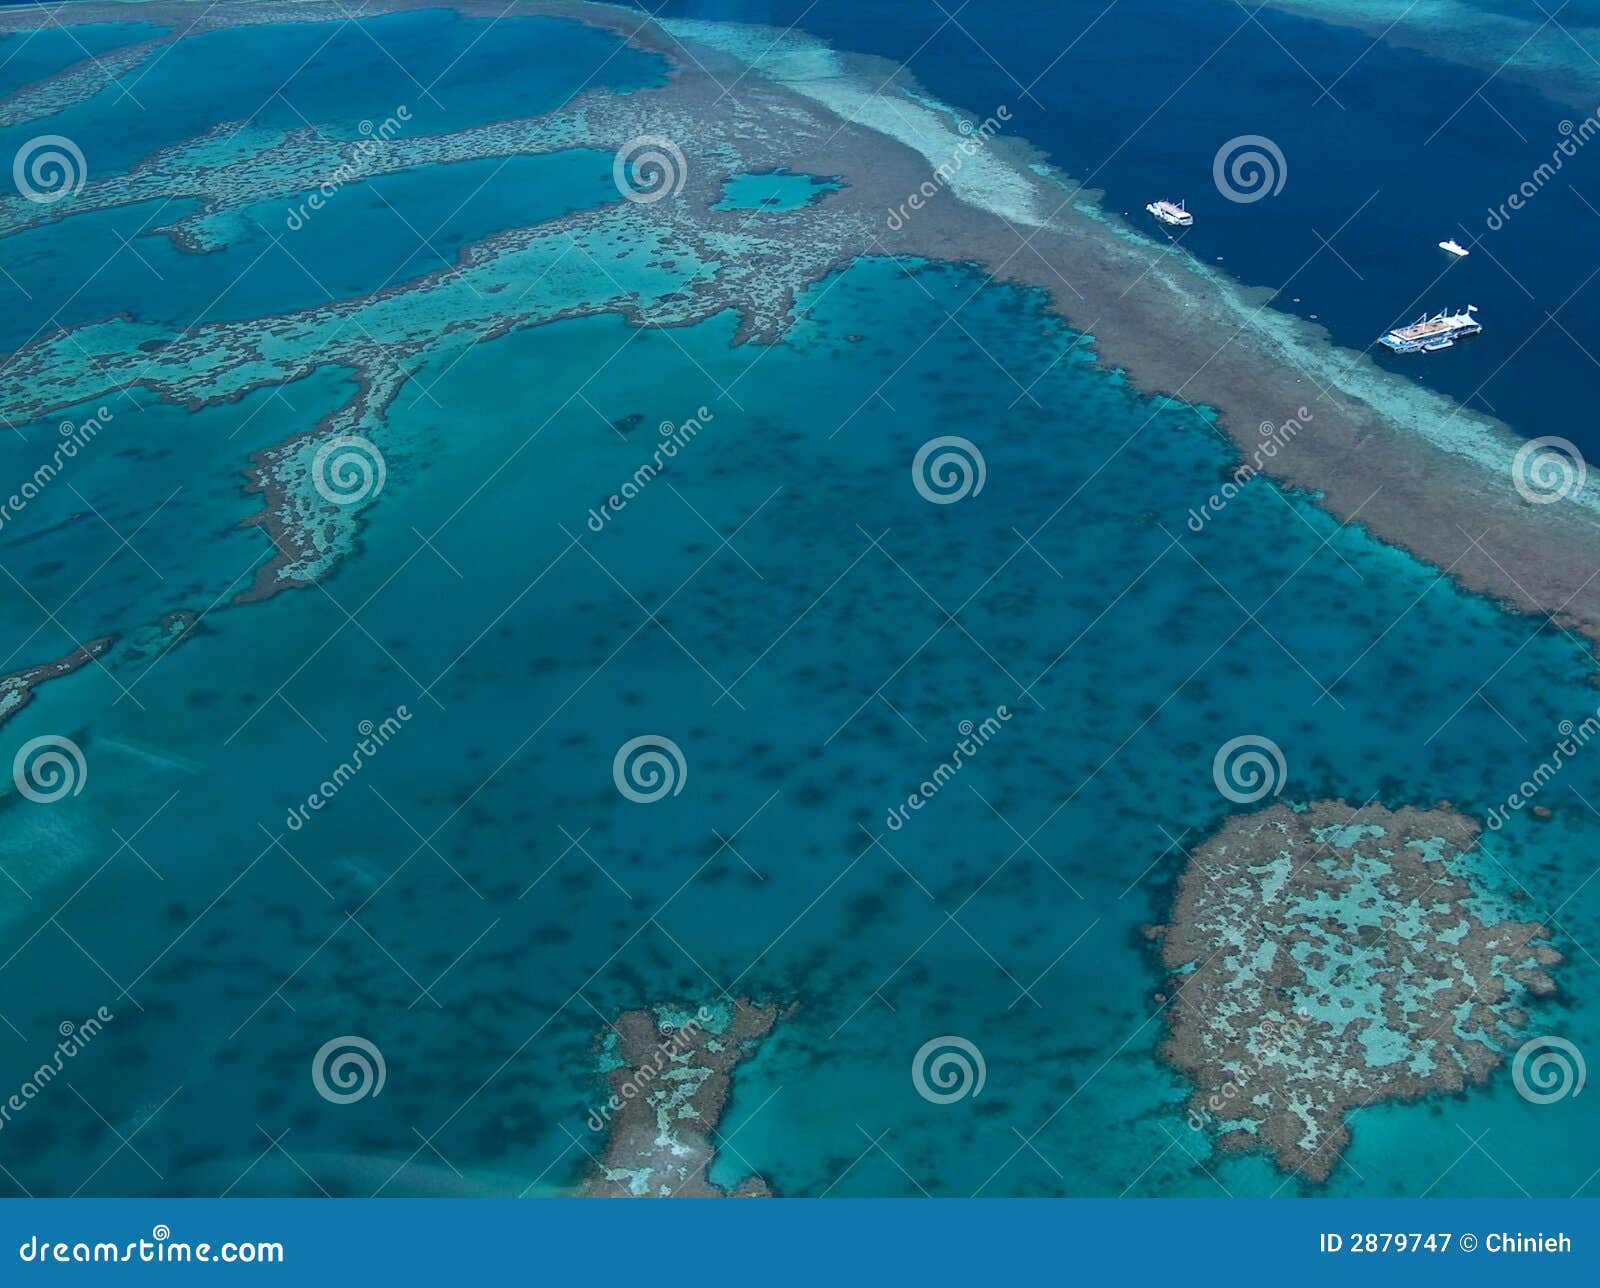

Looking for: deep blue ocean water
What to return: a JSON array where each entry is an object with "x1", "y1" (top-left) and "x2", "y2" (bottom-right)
[
  {"x1": 0, "y1": 1, "x2": 1595, "y2": 1199},
  {"x1": 634, "y1": 0, "x2": 1600, "y2": 460}
]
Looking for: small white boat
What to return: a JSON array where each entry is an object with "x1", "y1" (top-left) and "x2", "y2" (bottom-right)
[
  {"x1": 1146, "y1": 198, "x2": 1193, "y2": 228},
  {"x1": 1439, "y1": 238, "x2": 1470, "y2": 257}
]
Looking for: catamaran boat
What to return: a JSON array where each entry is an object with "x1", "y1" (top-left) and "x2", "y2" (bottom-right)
[
  {"x1": 1378, "y1": 304, "x2": 1481, "y2": 354},
  {"x1": 1438, "y1": 238, "x2": 1470, "y2": 257},
  {"x1": 1146, "y1": 198, "x2": 1193, "y2": 228}
]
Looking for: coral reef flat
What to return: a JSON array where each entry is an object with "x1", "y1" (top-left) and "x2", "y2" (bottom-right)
[
  {"x1": 583, "y1": 1000, "x2": 780, "y2": 1197},
  {"x1": 1156, "y1": 801, "x2": 1561, "y2": 1181}
]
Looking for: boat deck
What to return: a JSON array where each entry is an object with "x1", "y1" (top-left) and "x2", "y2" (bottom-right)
[
  {"x1": 1146, "y1": 199, "x2": 1192, "y2": 227},
  {"x1": 1379, "y1": 307, "x2": 1481, "y2": 353}
]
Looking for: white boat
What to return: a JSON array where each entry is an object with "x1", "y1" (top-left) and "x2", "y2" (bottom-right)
[
  {"x1": 1146, "y1": 198, "x2": 1193, "y2": 228},
  {"x1": 1378, "y1": 304, "x2": 1481, "y2": 354},
  {"x1": 1439, "y1": 238, "x2": 1470, "y2": 257}
]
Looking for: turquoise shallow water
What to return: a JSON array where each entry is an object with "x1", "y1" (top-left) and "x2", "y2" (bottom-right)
[
  {"x1": 0, "y1": 149, "x2": 619, "y2": 350},
  {"x1": 3, "y1": 256, "x2": 1596, "y2": 1197},
  {"x1": 713, "y1": 170, "x2": 841, "y2": 210},
  {"x1": 0, "y1": 21, "x2": 166, "y2": 98},
  {"x1": 0, "y1": 5, "x2": 1595, "y2": 1198}
]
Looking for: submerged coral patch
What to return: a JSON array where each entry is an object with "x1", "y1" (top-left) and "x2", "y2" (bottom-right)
[
  {"x1": 583, "y1": 999, "x2": 780, "y2": 1197},
  {"x1": 1155, "y1": 800, "x2": 1562, "y2": 1182}
]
